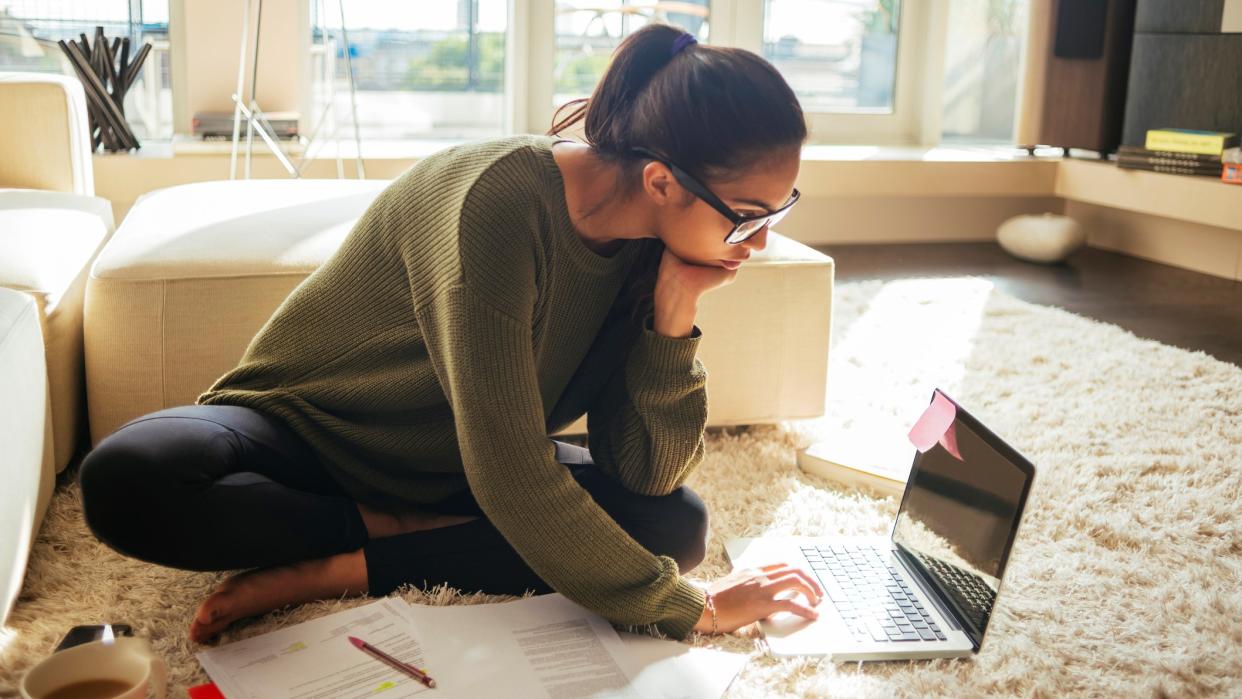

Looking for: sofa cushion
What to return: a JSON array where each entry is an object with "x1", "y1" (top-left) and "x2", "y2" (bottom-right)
[
  {"x1": 0, "y1": 191, "x2": 110, "y2": 310},
  {"x1": 91, "y1": 180, "x2": 388, "y2": 280}
]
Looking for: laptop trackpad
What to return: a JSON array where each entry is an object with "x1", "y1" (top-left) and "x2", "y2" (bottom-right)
[{"x1": 761, "y1": 609, "x2": 851, "y2": 656}]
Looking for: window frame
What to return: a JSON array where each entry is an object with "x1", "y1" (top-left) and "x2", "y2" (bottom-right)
[
  {"x1": 167, "y1": 0, "x2": 952, "y2": 147},
  {"x1": 520, "y1": 0, "x2": 950, "y2": 145}
]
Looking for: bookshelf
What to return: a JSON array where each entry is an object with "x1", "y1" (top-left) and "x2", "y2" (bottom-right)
[{"x1": 1055, "y1": 158, "x2": 1242, "y2": 233}]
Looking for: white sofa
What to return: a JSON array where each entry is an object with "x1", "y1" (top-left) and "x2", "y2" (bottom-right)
[
  {"x1": 84, "y1": 179, "x2": 835, "y2": 445},
  {"x1": 0, "y1": 287, "x2": 53, "y2": 628},
  {"x1": 0, "y1": 73, "x2": 116, "y2": 472},
  {"x1": 0, "y1": 73, "x2": 116, "y2": 623}
]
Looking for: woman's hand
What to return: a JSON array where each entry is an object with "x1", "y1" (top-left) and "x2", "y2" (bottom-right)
[
  {"x1": 651, "y1": 247, "x2": 740, "y2": 338},
  {"x1": 692, "y1": 563, "x2": 825, "y2": 634},
  {"x1": 655, "y1": 247, "x2": 738, "y2": 301}
]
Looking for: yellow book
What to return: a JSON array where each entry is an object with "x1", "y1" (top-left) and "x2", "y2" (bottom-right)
[{"x1": 1145, "y1": 128, "x2": 1238, "y2": 156}]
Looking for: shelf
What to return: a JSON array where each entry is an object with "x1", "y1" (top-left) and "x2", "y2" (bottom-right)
[{"x1": 1055, "y1": 159, "x2": 1242, "y2": 233}]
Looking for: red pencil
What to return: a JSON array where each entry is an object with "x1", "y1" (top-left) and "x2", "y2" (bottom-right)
[{"x1": 348, "y1": 635, "x2": 437, "y2": 689}]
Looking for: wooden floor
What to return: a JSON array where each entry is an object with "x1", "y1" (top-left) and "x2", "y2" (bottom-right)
[{"x1": 812, "y1": 242, "x2": 1242, "y2": 368}]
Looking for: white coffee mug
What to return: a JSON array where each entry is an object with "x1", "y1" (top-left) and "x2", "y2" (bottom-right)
[{"x1": 20, "y1": 636, "x2": 167, "y2": 699}]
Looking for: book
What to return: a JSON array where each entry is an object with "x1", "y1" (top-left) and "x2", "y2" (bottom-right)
[
  {"x1": 1145, "y1": 128, "x2": 1238, "y2": 156},
  {"x1": 1116, "y1": 145, "x2": 1222, "y2": 165},
  {"x1": 796, "y1": 434, "x2": 912, "y2": 498},
  {"x1": 1224, "y1": 163, "x2": 1242, "y2": 185},
  {"x1": 1117, "y1": 159, "x2": 1224, "y2": 177}
]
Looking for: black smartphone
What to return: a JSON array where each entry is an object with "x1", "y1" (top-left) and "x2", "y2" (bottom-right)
[{"x1": 54, "y1": 624, "x2": 134, "y2": 652}]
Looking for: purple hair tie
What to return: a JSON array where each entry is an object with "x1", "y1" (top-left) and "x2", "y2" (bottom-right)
[{"x1": 671, "y1": 32, "x2": 697, "y2": 57}]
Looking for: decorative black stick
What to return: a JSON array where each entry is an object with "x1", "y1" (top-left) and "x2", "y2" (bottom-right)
[
  {"x1": 57, "y1": 27, "x2": 152, "y2": 152},
  {"x1": 61, "y1": 39, "x2": 137, "y2": 150}
]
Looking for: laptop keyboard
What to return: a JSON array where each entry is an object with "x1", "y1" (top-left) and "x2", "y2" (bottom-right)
[{"x1": 801, "y1": 545, "x2": 946, "y2": 644}]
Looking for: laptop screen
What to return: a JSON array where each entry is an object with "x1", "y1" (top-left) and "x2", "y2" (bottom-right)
[{"x1": 891, "y1": 396, "x2": 1032, "y2": 641}]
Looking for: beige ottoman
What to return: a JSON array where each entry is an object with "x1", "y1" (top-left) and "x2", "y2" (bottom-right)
[
  {"x1": 85, "y1": 179, "x2": 833, "y2": 445},
  {"x1": 0, "y1": 287, "x2": 54, "y2": 627}
]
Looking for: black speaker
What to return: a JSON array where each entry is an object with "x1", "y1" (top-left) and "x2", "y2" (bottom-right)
[
  {"x1": 1037, "y1": 0, "x2": 1137, "y2": 153},
  {"x1": 1121, "y1": 0, "x2": 1242, "y2": 147},
  {"x1": 1054, "y1": 0, "x2": 1110, "y2": 58}
]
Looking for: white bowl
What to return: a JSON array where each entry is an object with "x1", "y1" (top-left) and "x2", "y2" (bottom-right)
[{"x1": 997, "y1": 213, "x2": 1085, "y2": 264}]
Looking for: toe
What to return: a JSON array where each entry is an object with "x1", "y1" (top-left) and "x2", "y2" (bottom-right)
[{"x1": 195, "y1": 593, "x2": 225, "y2": 624}]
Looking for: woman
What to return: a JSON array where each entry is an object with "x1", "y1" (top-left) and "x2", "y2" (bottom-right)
[{"x1": 78, "y1": 23, "x2": 824, "y2": 643}]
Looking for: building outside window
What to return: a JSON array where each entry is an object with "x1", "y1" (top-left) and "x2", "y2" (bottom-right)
[
  {"x1": 309, "y1": 0, "x2": 506, "y2": 141},
  {"x1": 763, "y1": 0, "x2": 901, "y2": 114},
  {"x1": 553, "y1": 0, "x2": 709, "y2": 105}
]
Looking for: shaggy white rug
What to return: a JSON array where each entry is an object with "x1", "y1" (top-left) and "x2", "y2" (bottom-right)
[{"x1": 3, "y1": 278, "x2": 1240, "y2": 697}]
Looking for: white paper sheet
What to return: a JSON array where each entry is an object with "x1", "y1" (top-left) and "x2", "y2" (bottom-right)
[
  {"x1": 401, "y1": 593, "x2": 640, "y2": 698},
  {"x1": 196, "y1": 598, "x2": 432, "y2": 699},
  {"x1": 610, "y1": 633, "x2": 748, "y2": 699},
  {"x1": 197, "y1": 594, "x2": 748, "y2": 699}
]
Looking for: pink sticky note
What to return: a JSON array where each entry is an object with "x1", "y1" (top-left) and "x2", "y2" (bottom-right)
[{"x1": 908, "y1": 390, "x2": 963, "y2": 461}]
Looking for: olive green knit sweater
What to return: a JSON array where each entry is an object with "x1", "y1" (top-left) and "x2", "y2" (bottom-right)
[{"x1": 197, "y1": 134, "x2": 709, "y2": 638}]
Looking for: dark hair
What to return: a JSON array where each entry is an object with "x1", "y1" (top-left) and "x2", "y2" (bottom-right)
[{"x1": 547, "y1": 23, "x2": 807, "y2": 329}]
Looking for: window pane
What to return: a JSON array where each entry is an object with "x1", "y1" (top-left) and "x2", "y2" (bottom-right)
[
  {"x1": 553, "y1": 1, "x2": 710, "y2": 106},
  {"x1": 310, "y1": 0, "x2": 507, "y2": 141},
  {"x1": 763, "y1": 0, "x2": 901, "y2": 113},
  {"x1": 0, "y1": 0, "x2": 173, "y2": 140},
  {"x1": 940, "y1": 0, "x2": 1028, "y2": 144}
]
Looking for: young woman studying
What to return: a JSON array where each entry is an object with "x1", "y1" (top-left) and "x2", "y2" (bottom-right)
[{"x1": 78, "y1": 23, "x2": 824, "y2": 644}]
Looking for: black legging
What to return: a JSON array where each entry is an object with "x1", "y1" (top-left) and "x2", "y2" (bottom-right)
[{"x1": 77, "y1": 405, "x2": 708, "y2": 597}]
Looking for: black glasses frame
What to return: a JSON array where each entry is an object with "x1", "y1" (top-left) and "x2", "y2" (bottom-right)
[{"x1": 630, "y1": 146, "x2": 800, "y2": 244}]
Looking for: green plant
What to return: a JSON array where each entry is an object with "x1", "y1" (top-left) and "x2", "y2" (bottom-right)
[
  {"x1": 554, "y1": 51, "x2": 611, "y2": 95},
  {"x1": 987, "y1": 0, "x2": 1023, "y2": 37},
  {"x1": 861, "y1": 0, "x2": 900, "y2": 35},
  {"x1": 402, "y1": 32, "x2": 505, "y2": 92}
]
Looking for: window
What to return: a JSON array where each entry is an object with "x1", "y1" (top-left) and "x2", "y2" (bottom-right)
[
  {"x1": 939, "y1": 0, "x2": 1028, "y2": 144},
  {"x1": 552, "y1": 0, "x2": 709, "y2": 105},
  {"x1": 309, "y1": 0, "x2": 507, "y2": 141},
  {"x1": 751, "y1": 0, "x2": 932, "y2": 144},
  {"x1": 762, "y1": 0, "x2": 901, "y2": 113},
  {"x1": 4, "y1": 2, "x2": 1030, "y2": 150},
  {"x1": 0, "y1": 0, "x2": 173, "y2": 140}
]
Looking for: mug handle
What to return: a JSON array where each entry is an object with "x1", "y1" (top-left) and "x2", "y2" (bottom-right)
[{"x1": 147, "y1": 655, "x2": 167, "y2": 699}]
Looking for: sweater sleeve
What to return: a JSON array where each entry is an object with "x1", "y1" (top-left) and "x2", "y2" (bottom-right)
[
  {"x1": 586, "y1": 313, "x2": 709, "y2": 497},
  {"x1": 415, "y1": 282, "x2": 707, "y2": 639}
]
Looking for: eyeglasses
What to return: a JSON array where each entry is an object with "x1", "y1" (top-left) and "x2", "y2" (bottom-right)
[{"x1": 630, "y1": 147, "x2": 800, "y2": 245}]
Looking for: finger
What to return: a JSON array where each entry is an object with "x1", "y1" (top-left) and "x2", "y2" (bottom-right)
[
  {"x1": 771, "y1": 597, "x2": 820, "y2": 621},
  {"x1": 753, "y1": 564, "x2": 822, "y2": 597},
  {"x1": 790, "y1": 567, "x2": 825, "y2": 598},
  {"x1": 763, "y1": 573, "x2": 822, "y2": 606}
]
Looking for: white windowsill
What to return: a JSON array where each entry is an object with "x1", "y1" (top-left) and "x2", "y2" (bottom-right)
[{"x1": 100, "y1": 136, "x2": 1068, "y2": 164}]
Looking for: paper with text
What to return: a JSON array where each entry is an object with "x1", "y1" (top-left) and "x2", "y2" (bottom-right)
[
  {"x1": 196, "y1": 598, "x2": 431, "y2": 699},
  {"x1": 402, "y1": 593, "x2": 639, "y2": 698}
]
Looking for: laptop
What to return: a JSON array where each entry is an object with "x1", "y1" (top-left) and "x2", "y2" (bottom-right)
[{"x1": 725, "y1": 389, "x2": 1035, "y2": 661}]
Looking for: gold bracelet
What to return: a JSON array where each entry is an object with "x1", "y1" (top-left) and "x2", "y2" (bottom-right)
[{"x1": 705, "y1": 591, "x2": 718, "y2": 635}]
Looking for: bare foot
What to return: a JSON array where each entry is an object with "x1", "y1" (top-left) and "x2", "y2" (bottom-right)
[
  {"x1": 357, "y1": 503, "x2": 479, "y2": 539},
  {"x1": 190, "y1": 549, "x2": 368, "y2": 644}
]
